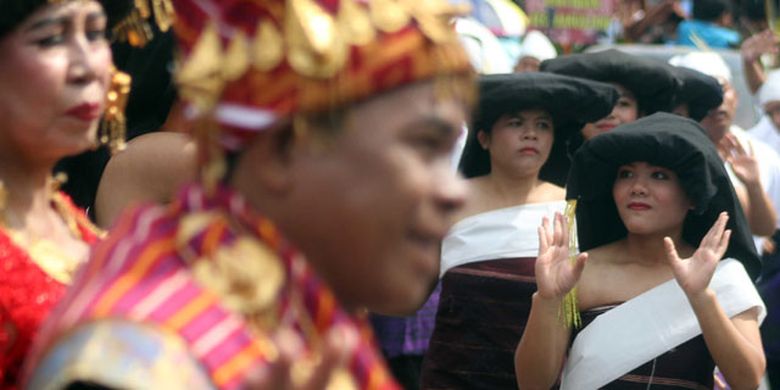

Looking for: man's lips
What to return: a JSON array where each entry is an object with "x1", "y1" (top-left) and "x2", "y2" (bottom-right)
[
  {"x1": 596, "y1": 123, "x2": 617, "y2": 131},
  {"x1": 628, "y1": 202, "x2": 651, "y2": 211},
  {"x1": 65, "y1": 103, "x2": 102, "y2": 121}
]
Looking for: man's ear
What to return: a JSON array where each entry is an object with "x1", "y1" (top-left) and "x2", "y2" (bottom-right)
[{"x1": 236, "y1": 123, "x2": 296, "y2": 194}]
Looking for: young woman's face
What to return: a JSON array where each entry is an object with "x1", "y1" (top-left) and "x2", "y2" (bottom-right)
[
  {"x1": 478, "y1": 108, "x2": 554, "y2": 177},
  {"x1": 0, "y1": 1, "x2": 112, "y2": 162},
  {"x1": 612, "y1": 162, "x2": 692, "y2": 236},
  {"x1": 582, "y1": 84, "x2": 639, "y2": 140}
]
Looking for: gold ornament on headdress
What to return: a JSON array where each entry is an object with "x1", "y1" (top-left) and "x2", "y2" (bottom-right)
[
  {"x1": 177, "y1": 22, "x2": 227, "y2": 114},
  {"x1": 286, "y1": 0, "x2": 349, "y2": 78},
  {"x1": 175, "y1": 0, "x2": 469, "y2": 115},
  {"x1": 99, "y1": 69, "x2": 132, "y2": 155},
  {"x1": 562, "y1": 200, "x2": 581, "y2": 328},
  {"x1": 112, "y1": 0, "x2": 176, "y2": 47}
]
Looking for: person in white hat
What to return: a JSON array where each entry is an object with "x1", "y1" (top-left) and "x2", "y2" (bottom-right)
[
  {"x1": 750, "y1": 70, "x2": 780, "y2": 153},
  {"x1": 671, "y1": 51, "x2": 780, "y2": 248},
  {"x1": 513, "y1": 30, "x2": 557, "y2": 73}
]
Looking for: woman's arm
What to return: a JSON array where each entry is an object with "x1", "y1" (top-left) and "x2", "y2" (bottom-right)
[
  {"x1": 741, "y1": 30, "x2": 777, "y2": 95},
  {"x1": 514, "y1": 294, "x2": 571, "y2": 389},
  {"x1": 514, "y1": 213, "x2": 587, "y2": 389},
  {"x1": 664, "y1": 212, "x2": 765, "y2": 390},
  {"x1": 688, "y1": 292, "x2": 764, "y2": 389}
]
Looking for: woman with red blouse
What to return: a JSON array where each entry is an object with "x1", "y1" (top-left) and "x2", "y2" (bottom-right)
[{"x1": 0, "y1": 1, "x2": 131, "y2": 386}]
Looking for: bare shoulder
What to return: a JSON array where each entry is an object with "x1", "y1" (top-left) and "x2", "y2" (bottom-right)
[
  {"x1": 580, "y1": 242, "x2": 620, "y2": 270},
  {"x1": 95, "y1": 132, "x2": 197, "y2": 228}
]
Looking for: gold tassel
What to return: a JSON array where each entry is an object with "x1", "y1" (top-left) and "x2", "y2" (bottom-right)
[
  {"x1": 112, "y1": 0, "x2": 176, "y2": 47},
  {"x1": 562, "y1": 199, "x2": 581, "y2": 328},
  {"x1": 99, "y1": 69, "x2": 132, "y2": 155}
]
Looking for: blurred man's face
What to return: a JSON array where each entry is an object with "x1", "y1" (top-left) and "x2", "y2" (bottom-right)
[
  {"x1": 514, "y1": 56, "x2": 541, "y2": 73},
  {"x1": 700, "y1": 77, "x2": 737, "y2": 143}
]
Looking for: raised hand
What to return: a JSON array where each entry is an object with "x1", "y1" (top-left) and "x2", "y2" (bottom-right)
[
  {"x1": 720, "y1": 133, "x2": 760, "y2": 186},
  {"x1": 741, "y1": 29, "x2": 779, "y2": 63},
  {"x1": 535, "y1": 212, "x2": 588, "y2": 300},
  {"x1": 664, "y1": 212, "x2": 731, "y2": 298}
]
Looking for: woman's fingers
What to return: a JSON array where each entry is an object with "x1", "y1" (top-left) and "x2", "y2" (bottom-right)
[
  {"x1": 542, "y1": 216, "x2": 554, "y2": 248},
  {"x1": 538, "y1": 225, "x2": 548, "y2": 256},
  {"x1": 701, "y1": 212, "x2": 729, "y2": 249},
  {"x1": 717, "y1": 229, "x2": 732, "y2": 258},
  {"x1": 733, "y1": 136, "x2": 747, "y2": 156},
  {"x1": 553, "y1": 212, "x2": 563, "y2": 246},
  {"x1": 560, "y1": 212, "x2": 570, "y2": 246}
]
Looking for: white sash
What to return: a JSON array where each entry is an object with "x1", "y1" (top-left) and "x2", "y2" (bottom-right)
[
  {"x1": 560, "y1": 258, "x2": 766, "y2": 390},
  {"x1": 440, "y1": 201, "x2": 566, "y2": 277}
]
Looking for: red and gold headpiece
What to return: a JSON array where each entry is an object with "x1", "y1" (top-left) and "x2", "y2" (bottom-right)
[{"x1": 170, "y1": 0, "x2": 475, "y2": 152}]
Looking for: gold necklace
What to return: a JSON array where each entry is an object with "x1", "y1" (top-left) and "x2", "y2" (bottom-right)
[{"x1": 0, "y1": 175, "x2": 86, "y2": 284}]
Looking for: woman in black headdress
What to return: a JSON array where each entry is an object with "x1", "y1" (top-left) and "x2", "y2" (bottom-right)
[
  {"x1": 515, "y1": 113, "x2": 765, "y2": 389},
  {"x1": 668, "y1": 65, "x2": 724, "y2": 122},
  {"x1": 420, "y1": 73, "x2": 617, "y2": 389},
  {"x1": 541, "y1": 49, "x2": 680, "y2": 142}
]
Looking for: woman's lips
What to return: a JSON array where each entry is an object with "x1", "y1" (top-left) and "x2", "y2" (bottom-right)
[
  {"x1": 628, "y1": 202, "x2": 651, "y2": 211},
  {"x1": 65, "y1": 103, "x2": 102, "y2": 121},
  {"x1": 519, "y1": 147, "x2": 539, "y2": 155}
]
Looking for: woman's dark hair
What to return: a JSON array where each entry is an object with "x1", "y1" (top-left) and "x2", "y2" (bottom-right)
[
  {"x1": 692, "y1": 0, "x2": 732, "y2": 22},
  {"x1": 0, "y1": 0, "x2": 133, "y2": 38}
]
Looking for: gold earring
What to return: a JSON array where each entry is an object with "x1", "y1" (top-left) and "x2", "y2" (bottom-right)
[{"x1": 99, "y1": 68, "x2": 132, "y2": 155}]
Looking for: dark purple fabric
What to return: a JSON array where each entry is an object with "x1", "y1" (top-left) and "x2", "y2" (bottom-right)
[
  {"x1": 371, "y1": 283, "x2": 442, "y2": 358},
  {"x1": 421, "y1": 257, "x2": 536, "y2": 389}
]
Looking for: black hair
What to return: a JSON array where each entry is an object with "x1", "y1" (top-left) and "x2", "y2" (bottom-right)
[{"x1": 693, "y1": 0, "x2": 732, "y2": 21}]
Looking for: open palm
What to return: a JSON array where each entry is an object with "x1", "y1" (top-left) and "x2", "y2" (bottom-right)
[
  {"x1": 535, "y1": 213, "x2": 588, "y2": 300},
  {"x1": 665, "y1": 212, "x2": 731, "y2": 297},
  {"x1": 720, "y1": 134, "x2": 760, "y2": 186}
]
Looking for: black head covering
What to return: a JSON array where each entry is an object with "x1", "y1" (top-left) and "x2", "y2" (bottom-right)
[
  {"x1": 460, "y1": 72, "x2": 618, "y2": 186},
  {"x1": 0, "y1": 0, "x2": 133, "y2": 37},
  {"x1": 669, "y1": 65, "x2": 724, "y2": 122},
  {"x1": 566, "y1": 112, "x2": 760, "y2": 279},
  {"x1": 540, "y1": 49, "x2": 682, "y2": 116}
]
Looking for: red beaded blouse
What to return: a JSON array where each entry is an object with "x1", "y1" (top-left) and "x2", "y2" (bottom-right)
[{"x1": 0, "y1": 193, "x2": 101, "y2": 389}]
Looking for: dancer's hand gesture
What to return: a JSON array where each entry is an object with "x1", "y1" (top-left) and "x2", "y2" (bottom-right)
[
  {"x1": 535, "y1": 212, "x2": 588, "y2": 300},
  {"x1": 665, "y1": 212, "x2": 731, "y2": 298}
]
